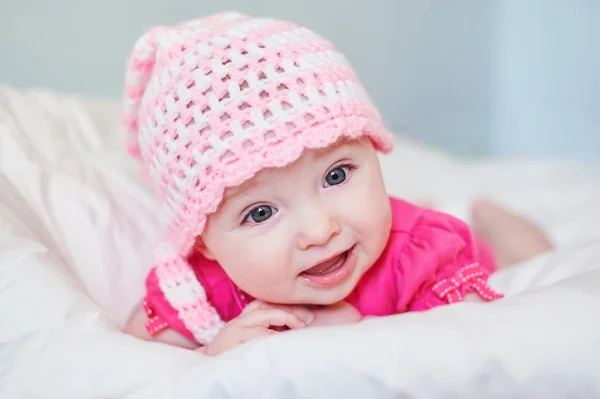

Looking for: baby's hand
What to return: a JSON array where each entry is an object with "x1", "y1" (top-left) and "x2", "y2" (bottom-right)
[
  {"x1": 199, "y1": 300, "x2": 313, "y2": 356},
  {"x1": 263, "y1": 301, "x2": 362, "y2": 327},
  {"x1": 309, "y1": 300, "x2": 363, "y2": 326}
]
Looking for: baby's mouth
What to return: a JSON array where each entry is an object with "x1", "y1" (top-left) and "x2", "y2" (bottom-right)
[{"x1": 301, "y1": 250, "x2": 349, "y2": 276}]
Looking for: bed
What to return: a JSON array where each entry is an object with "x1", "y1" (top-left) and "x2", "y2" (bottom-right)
[{"x1": 1, "y1": 84, "x2": 600, "y2": 398}]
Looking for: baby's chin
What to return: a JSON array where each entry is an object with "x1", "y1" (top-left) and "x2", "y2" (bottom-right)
[
  {"x1": 295, "y1": 272, "x2": 366, "y2": 305},
  {"x1": 254, "y1": 284, "x2": 352, "y2": 306}
]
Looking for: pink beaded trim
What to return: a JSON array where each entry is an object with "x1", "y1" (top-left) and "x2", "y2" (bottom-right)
[
  {"x1": 143, "y1": 299, "x2": 169, "y2": 335},
  {"x1": 432, "y1": 263, "x2": 504, "y2": 304}
]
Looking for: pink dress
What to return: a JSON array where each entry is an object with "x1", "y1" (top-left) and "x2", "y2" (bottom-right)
[{"x1": 143, "y1": 197, "x2": 503, "y2": 342}]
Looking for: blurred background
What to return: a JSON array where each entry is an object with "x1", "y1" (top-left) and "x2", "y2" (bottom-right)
[{"x1": 1, "y1": 0, "x2": 599, "y2": 158}]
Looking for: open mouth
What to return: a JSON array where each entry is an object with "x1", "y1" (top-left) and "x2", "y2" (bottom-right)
[
  {"x1": 300, "y1": 246, "x2": 357, "y2": 288},
  {"x1": 301, "y1": 250, "x2": 349, "y2": 277}
]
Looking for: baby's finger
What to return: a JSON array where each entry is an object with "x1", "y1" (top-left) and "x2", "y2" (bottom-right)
[
  {"x1": 240, "y1": 308, "x2": 306, "y2": 329},
  {"x1": 259, "y1": 303, "x2": 315, "y2": 325},
  {"x1": 239, "y1": 326, "x2": 278, "y2": 344},
  {"x1": 240, "y1": 300, "x2": 267, "y2": 315}
]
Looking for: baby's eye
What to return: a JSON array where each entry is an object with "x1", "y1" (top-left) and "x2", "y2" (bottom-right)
[
  {"x1": 324, "y1": 165, "x2": 351, "y2": 187},
  {"x1": 244, "y1": 205, "x2": 277, "y2": 224}
]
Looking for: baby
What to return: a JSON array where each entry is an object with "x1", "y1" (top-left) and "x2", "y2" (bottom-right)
[{"x1": 122, "y1": 12, "x2": 552, "y2": 356}]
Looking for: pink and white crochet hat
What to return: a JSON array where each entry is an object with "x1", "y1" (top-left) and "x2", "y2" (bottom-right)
[{"x1": 123, "y1": 12, "x2": 394, "y2": 343}]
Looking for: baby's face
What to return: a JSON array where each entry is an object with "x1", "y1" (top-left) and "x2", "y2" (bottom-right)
[{"x1": 200, "y1": 138, "x2": 392, "y2": 305}]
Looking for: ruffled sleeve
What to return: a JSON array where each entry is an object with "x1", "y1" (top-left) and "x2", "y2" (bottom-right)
[
  {"x1": 143, "y1": 266, "x2": 195, "y2": 342},
  {"x1": 395, "y1": 209, "x2": 503, "y2": 313},
  {"x1": 142, "y1": 251, "x2": 225, "y2": 345}
]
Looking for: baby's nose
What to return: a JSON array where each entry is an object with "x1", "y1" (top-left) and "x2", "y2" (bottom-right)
[{"x1": 296, "y1": 210, "x2": 341, "y2": 250}]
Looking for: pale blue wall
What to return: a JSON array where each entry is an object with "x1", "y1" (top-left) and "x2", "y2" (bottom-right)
[
  {"x1": 1, "y1": 1, "x2": 598, "y2": 158},
  {"x1": 491, "y1": 0, "x2": 600, "y2": 159},
  {"x1": 373, "y1": 2, "x2": 495, "y2": 155}
]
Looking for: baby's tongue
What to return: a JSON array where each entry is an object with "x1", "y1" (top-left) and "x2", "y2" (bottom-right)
[{"x1": 303, "y1": 254, "x2": 343, "y2": 275}]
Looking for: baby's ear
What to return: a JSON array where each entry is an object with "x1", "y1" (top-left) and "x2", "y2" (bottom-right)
[{"x1": 193, "y1": 237, "x2": 216, "y2": 260}]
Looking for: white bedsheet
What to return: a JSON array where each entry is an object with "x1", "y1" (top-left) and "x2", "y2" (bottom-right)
[{"x1": 1, "y1": 85, "x2": 600, "y2": 398}]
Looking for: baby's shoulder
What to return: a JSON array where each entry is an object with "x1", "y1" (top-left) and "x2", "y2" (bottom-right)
[
  {"x1": 381, "y1": 197, "x2": 499, "y2": 312},
  {"x1": 387, "y1": 196, "x2": 477, "y2": 264},
  {"x1": 388, "y1": 196, "x2": 472, "y2": 238}
]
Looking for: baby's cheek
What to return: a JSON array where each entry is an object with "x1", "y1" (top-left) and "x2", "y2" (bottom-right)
[
  {"x1": 353, "y1": 193, "x2": 391, "y2": 239},
  {"x1": 224, "y1": 242, "x2": 291, "y2": 296},
  {"x1": 352, "y1": 173, "x2": 389, "y2": 228}
]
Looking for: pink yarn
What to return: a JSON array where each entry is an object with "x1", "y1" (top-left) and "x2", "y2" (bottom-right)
[{"x1": 122, "y1": 12, "x2": 394, "y2": 344}]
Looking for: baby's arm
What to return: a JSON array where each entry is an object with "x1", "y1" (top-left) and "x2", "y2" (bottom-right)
[
  {"x1": 308, "y1": 300, "x2": 363, "y2": 326},
  {"x1": 123, "y1": 300, "x2": 315, "y2": 355},
  {"x1": 263, "y1": 300, "x2": 363, "y2": 327},
  {"x1": 400, "y1": 207, "x2": 505, "y2": 312},
  {"x1": 122, "y1": 308, "x2": 198, "y2": 349}
]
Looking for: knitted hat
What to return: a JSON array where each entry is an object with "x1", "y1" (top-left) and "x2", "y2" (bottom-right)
[{"x1": 123, "y1": 12, "x2": 394, "y2": 343}]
